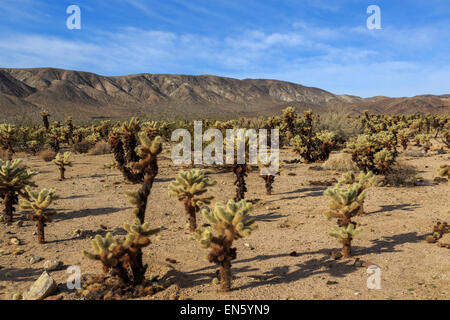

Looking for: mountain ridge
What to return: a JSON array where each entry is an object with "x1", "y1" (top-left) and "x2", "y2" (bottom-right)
[{"x1": 0, "y1": 67, "x2": 448, "y2": 122}]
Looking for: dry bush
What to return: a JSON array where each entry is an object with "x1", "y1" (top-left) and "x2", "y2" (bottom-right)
[
  {"x1": 38, "y1": 149, "x2": 57, "y2": 162},
  {"x1": 316, "y1": 112, "x2": 362, "y2": 143},
  {"x1": 322, "y1": 152, "x2": 357, "y2": 172},
  {"x1": 72, "y1": 141, "x2": 92, "y2": 154},
  {"x1": 88, "y1": 141, "x2": 111, "y2": 155},
  {"x1": 381, "y1": 162, "x2": 423, "y2": 187}
]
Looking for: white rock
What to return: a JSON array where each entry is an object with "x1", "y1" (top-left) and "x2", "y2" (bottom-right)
[
  {"x1": 43, "y1": 260, "x2": 63, "y2": 271},
  {"x1": 22, "y1": 271, "x2": 57, "y2": 300}
]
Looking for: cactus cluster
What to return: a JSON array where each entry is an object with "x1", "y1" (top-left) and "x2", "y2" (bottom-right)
[
  {"x1": 83, "y1": 218, "x2": 160, "y2": 284},
  {"x1": 53, "y1": 151, "x2": 72, "y2": 180},
  {"x1": 192, "y1": 200, "x2": 257, "y2": 291},
  {"x1": 323, "y1": 171, "x2": 375, "y2": 257},
  {"x1": 425, "y1": 222, "x2": 449, "y2": 249},
  {"x1": 168, "y1": 169, "x2": 217, "y2": 231},
  {"x1": 0, "y1": 159, "x2": 37, "y2": 223},
  {"x1": 437, "y1": 165, "x2": 449, "y2": 184},
  {"x1": 19, "y1": 187, "x2": 59, "y2": 243}
]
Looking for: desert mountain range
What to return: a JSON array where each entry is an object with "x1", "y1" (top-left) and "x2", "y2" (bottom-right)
[{"x1": 0, "y1": 67, "x2": 449, "y2": 122}]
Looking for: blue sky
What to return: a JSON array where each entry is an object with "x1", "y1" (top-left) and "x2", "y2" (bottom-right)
[{"x1": 0, "y1": 0, "x2": 449, "y2": 97}]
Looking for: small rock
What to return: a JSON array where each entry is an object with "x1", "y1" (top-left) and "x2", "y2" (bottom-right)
[
  {"x1": 165, "y1": 258, "x2": 177, "y2": 264},
  {"x1": 326, "y1": 280, "x2": 338, "y2": 285},
  {"x1": 289, "y1": 251, "x2": 297, "y2": 257},
  {"x1": 354, "y1": 292, "x2": 361, "y2": 296},
  {"x1": 10, "y1": 237, "x2": 20, "y2": 245},
  {"x1": 29, "y1": 255, "x2": 43, "y2": 264},
  {"x1": 43, "y1": 260, "x2": 63, "y2": 271},
  {"x1": 13, "y1": 249, "x2": 24, "y2": 255},
  {"x1": 16, "y1": 221, "x2": 24, "y2": 227},
  {"x1": 22, "y1": 271, "x2": 57, "y2": 300}
]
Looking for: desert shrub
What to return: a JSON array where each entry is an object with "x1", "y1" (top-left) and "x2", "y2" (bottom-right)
[
  {"x1": 38, "y1": 149, "x2": 57, "y2": 162},
  {"x1": 345, "y1": 131, "x2": 398, "y2": 174},
  {"x1": 322, "y1": 152, "x2": 357, "y2": 172},
  {"x1": 414, "y1": 134, "x2": 432, "y2": 153},
  {"x1": 381, "y1": 162, "x2": 422, "y2": 187},
  {"x1": 316, "y1": 112, "x2": 362, "y2": 143},
  {"x1": 88, "y1": 141, "x2": 111, "y2": 155},
  {"x1": 72, "y1": 140, "x2": 92, "y2": 154}
]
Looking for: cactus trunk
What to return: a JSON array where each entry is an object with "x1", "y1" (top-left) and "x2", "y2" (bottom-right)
[
  {"x1": 184, "y1": 198, "x2": 197, "y2": 232},
  {"x1": 59, "y1": 166, "x2": 65, "y2": 180},
  {"x1": 220, "y1": 258, "x2": 232, "y2": 292},
  {"x1": 342, "y1": 238, "x2": 352, "y2": 258},
  {"x1": 233, "y1": 164, "x2": 247, "y2": 202},
  {"x1": 2, "y1": 191, "x2": 15, "y2": 224},
  {"x1": 135, "y1": 160, "x2": 158, "y2": 223},
  {"x1": 37, "y1": 218, "x2": 45, "y2": 244}
]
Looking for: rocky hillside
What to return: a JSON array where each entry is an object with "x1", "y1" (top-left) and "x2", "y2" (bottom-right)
[{"x1": 0, "y1": 68, "x2": 448, "y2": 122}]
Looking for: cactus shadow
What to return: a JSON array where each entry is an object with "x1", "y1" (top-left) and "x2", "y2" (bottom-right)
[
  {"x1": 368, "y1": 203, "x2": 420, "y2": 215},
  {"x1": 166, "y1": 265, "x2": 259, "y2": 289},
  {"x1": 53, "y1": 207, "x2": 129, "y2": 221},
  {"x1": 356, "y1": 232, "x2": 424, "y2": 255},
  {"x1": 237, "y1": 255, "x2": 356, "y2": 291},
  {"x1": 254, "y1": 213, "x2": 285, "y2": 222},
  {"x1": 0, "y1": 267, "x2": 43, "y2": 282}
]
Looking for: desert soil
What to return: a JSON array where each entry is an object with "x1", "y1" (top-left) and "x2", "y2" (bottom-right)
[{"x1": 0, "y1": 146, "x2": 449, "y2": 300}]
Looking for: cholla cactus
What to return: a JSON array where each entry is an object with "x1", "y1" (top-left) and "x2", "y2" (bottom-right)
[
  {"x1": 108, "y1": 130, "x2": 143, "y2": 183},
  {"x1": 19, "y1": 187, "x2": 58, "y2": 244},
  {"x1": 83, "y1": 218, "x2": 160, "y2": 285},
  {"x1": 345, "y1": 132, "x2": 398, "y2": 174},
  {"x1": 168, "y1": 169, "x2": 217, "y2": 232},
  {"x1": 397, "y1": 128, "x2": 411, "y2": 150},
  {"x1": 414, "y1": 134, "x2": 431, "y2": 153},
  {"x1": 323, "y1": 173, "x2": 374, "y2": 257},
  {"x1": 122, "y1": 117, "x2": 140, "y2": 163},
  {"x1": 0, "y1": 159, "x2": 37, "y2": 223},
  {"x1": 53, "y1": 152, "x2": 72, "y2": 180},
  {"x1": 0, "y1": 124, "x2": 17, "y2": 160},
  {"x1": 127, "y1": 133, "x2": 162, "y2": 223},
  {"x1": 257, "y1": 154, "x2": 280, "y2": 195},
  {"x1": 193, "y1": 200, "x2": 257, "y2": 291},
  {"x1": 281, "y1": 106, "x2": 297, "y2": 140},
  {"x1": 437, "y1": 165, "x2": 449, "y2": 184},
  {"x1": 290, "y1": 130, "x2": 336, "y2": 163}
]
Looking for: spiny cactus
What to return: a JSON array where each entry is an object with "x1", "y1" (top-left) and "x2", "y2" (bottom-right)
[
  {"x1": 290, "y1": 130, "x2": 336, "y2": 163},
  {"x1": 323, "y1": 173, "x2": 374, "y2": 257},
  {"x1": 281, "y1": 106, "x2": 297, "y2": 141},
  {"x1": 127, "y1": 133, "x2": 162, "y2": 223},
  {"x1": 414, "y1": 134, "x2": 431, "y2": 153},
  {"x1": 0, "y1": 124, "x2": 17, "y2": 160},
  {"x1": 53, "y1": 152, "x2": 72, "y2": 180},
  {"x1": 192, "y1": 200, "x2": 257, "y2": 291},
  {"x1": 345, "y1": 132, "x2": 398, "y2": 174},
  {"x1": 168, "y1": 169, "x2": 217, "y2": 232},
  {"x1": 108, "y1": 131, "x2": 143, "y2": 183},
  {"x1": 0, "y1": 159, "x2": 37, "y2": 223},
  {"x1": 122, "y1": 117, "x2": 140, "y2": 164},
  {"x1": 437, "y1": 165, "x2": 449, "y2": 184},
  {"x1": 19, "y1": 186, "x2": 58, "y2": 243},
  {"x1": 258, "y1": 154, "x2": 279, "y2": 195},
  {"x1": 83, "y1": 218, "x2": 160, "y2": 285}
]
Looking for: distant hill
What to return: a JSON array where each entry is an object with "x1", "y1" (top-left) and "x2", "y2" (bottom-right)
[{"x1": 0, "y1": 68, "x2": 448, "y2": 122}]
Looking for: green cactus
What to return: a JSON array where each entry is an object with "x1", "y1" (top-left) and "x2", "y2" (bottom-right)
[
  {"x1": 414, "y1": 134, "x2": 431, "y2": 153},
  {"x1": 128, "y1": 133, "x2": 162, "y2": 223},
  {"x1": 0, "y1": 159, "x2": 37, "y2": 223},
  {"x1": 168, "y1": 169, "x2": 217, "y2": 232},
  {"x1": 40, "y1": 110, "x2": 50, "y2": 130},
  {"x1": 290, "y1": 130, "x2": 336, "y2": 163},
  {"x1": 83, "y1": 218, "x2": 160, "y2": 284},
  {"x1": 345, "y1": 132, "x2": 398, "y2": 174},
  {"x1": 19, "y1": 186, "x2": 58, "y2": 244},
  {"x1": 53, "y1": 152, "x2": 72, "y2": 180},
  {"x1": 323, "y1": 172, "x2": 374, "y2": 257},
  {"x1": 192, "y1": 200, "x2": 257, "y2": 291},
  {"x1": 0, "y1": 124, "x2": 17, "y2": 160}
]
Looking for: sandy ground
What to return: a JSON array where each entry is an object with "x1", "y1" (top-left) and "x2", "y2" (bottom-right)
[{"x1": 0, "y1": 145, "x2": 449, "y2": 300}]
